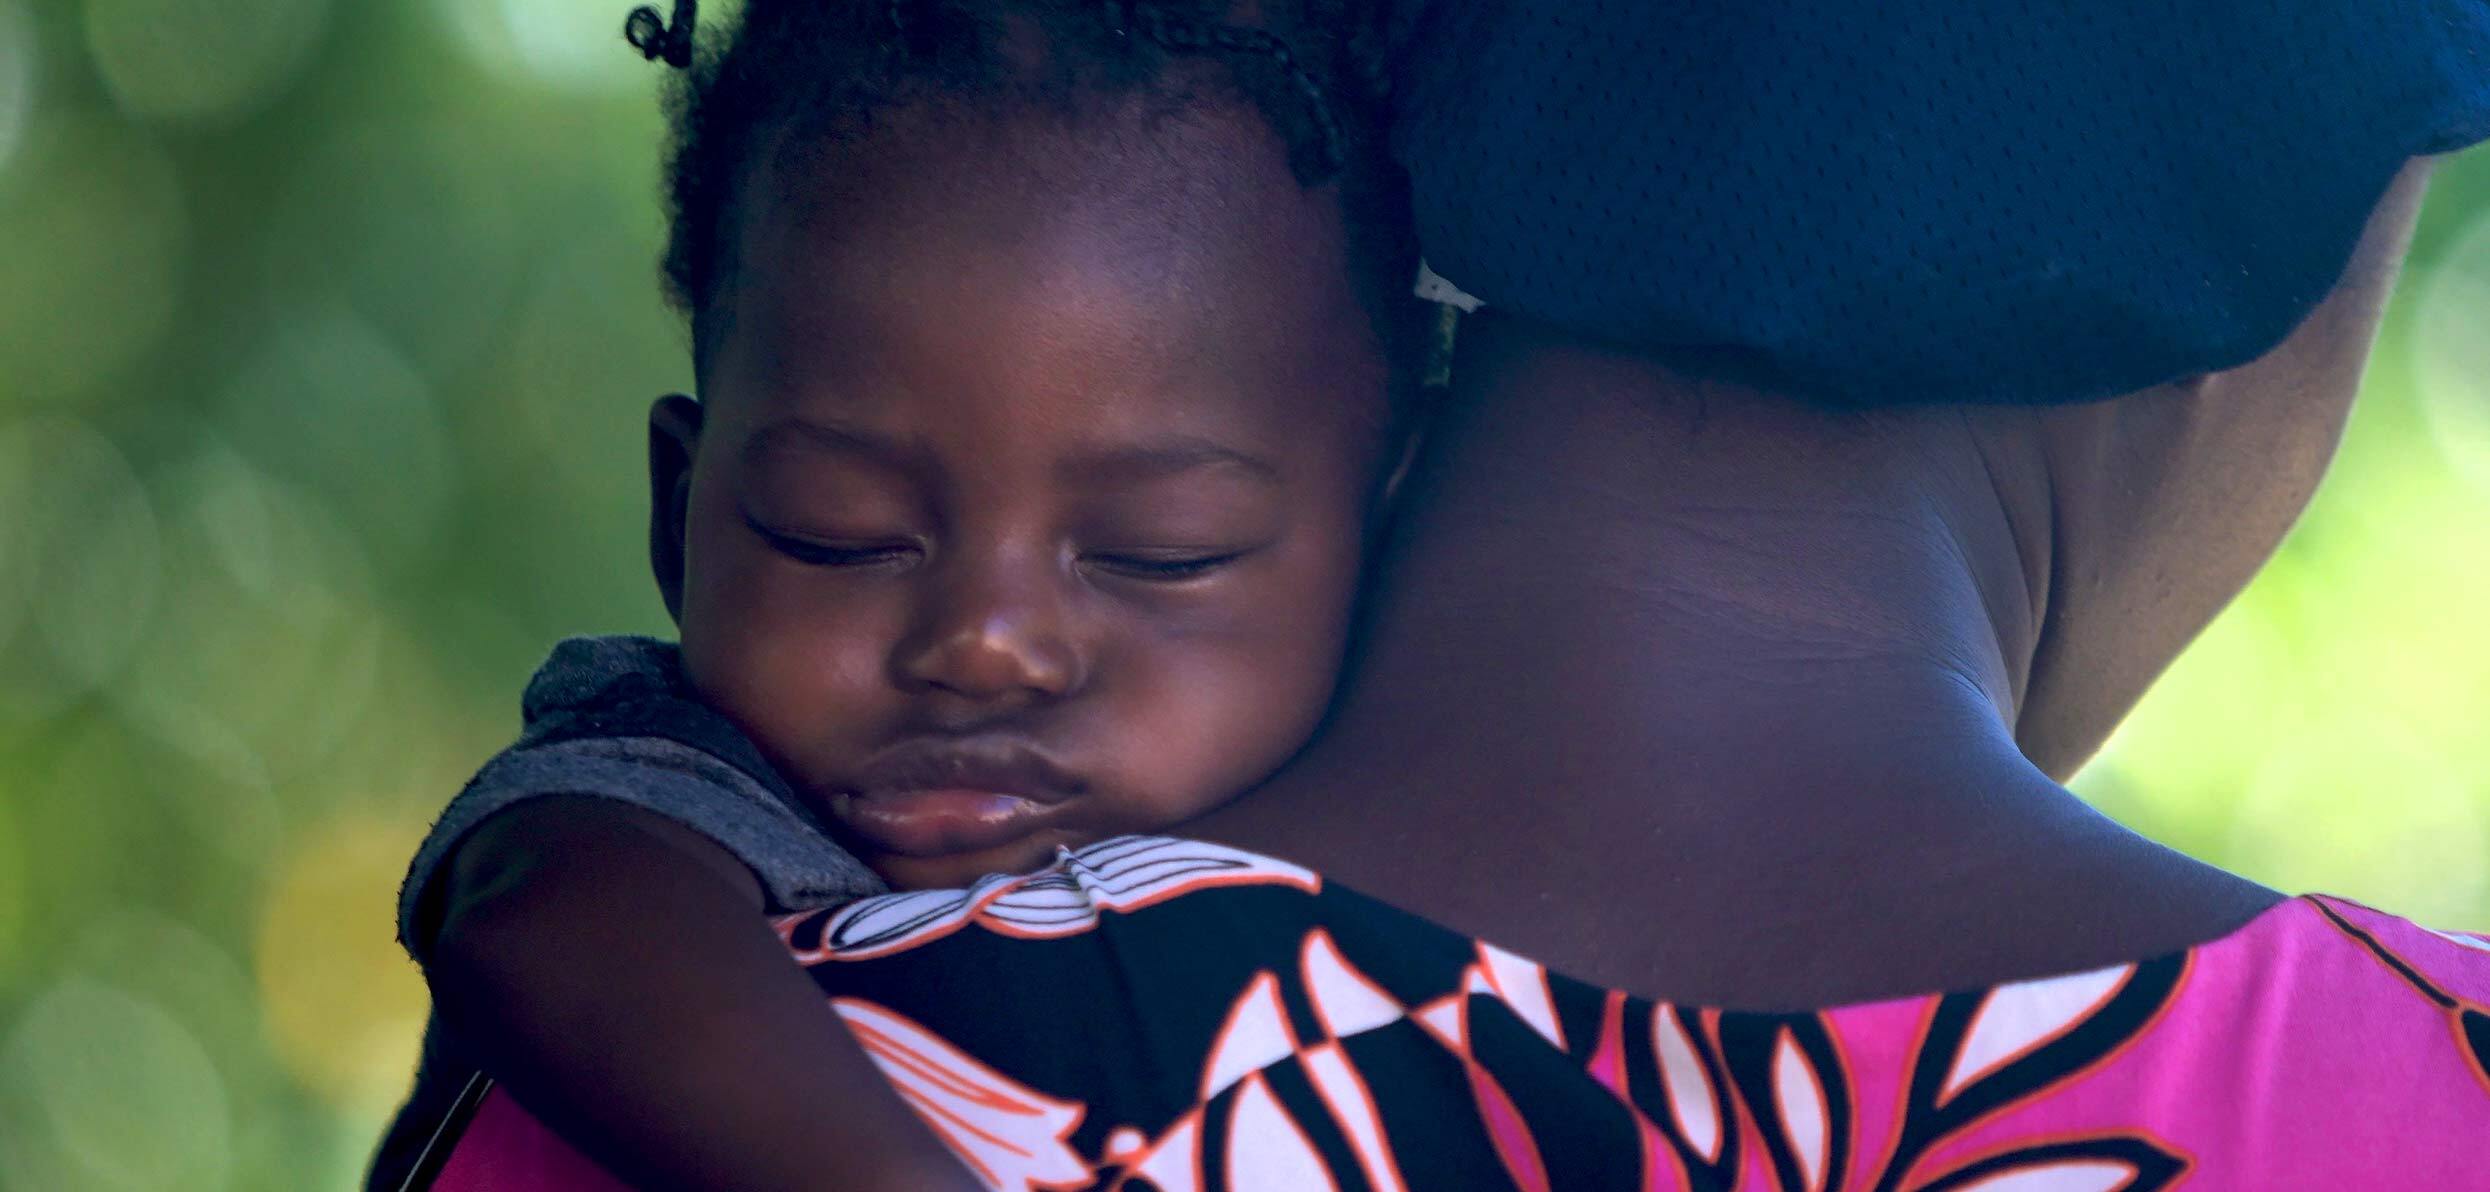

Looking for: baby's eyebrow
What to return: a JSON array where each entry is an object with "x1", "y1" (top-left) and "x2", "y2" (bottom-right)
[
  {"x1": 741, "y1": 417, "x2": 912, "y2": 467},
  {"x1": 1059, "y1": 437, "x2": 1281, "y2": 486}
]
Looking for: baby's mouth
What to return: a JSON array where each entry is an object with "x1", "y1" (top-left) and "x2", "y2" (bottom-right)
[{"x1": 830, "y1": 741, "x2": 1084, "y2": 859}]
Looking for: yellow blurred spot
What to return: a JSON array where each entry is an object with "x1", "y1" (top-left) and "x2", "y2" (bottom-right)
[
  {"x1": 254, "y1": 814, "x2": 430, "y2": 1113},
  {"x1": 83, "y1": 0, "x2": 328, "y2": 124}
]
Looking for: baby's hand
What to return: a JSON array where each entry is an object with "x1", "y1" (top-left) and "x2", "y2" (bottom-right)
[
  {"x1": 423, "y1": 796, "x2": 978, "y2": 1190},
  {"x1": 397, "y1": 637, "x2": 968, "y2": 1189}
]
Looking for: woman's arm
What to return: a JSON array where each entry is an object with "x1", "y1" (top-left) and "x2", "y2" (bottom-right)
[{"x1": 422, "y1": 796, "x2": 975, "y2": 1190}]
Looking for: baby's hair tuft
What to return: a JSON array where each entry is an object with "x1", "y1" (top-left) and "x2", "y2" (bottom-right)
[{"x1": 623, "y1": 0, "x2": 697, "y2": 69}]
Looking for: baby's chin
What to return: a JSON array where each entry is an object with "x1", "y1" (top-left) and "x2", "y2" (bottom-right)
[{"x1": 864, "y1": 827, "x2": 1095, "y2": 892}]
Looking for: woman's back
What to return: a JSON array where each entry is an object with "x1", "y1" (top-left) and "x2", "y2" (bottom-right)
[{"x1": 1190, "y1": 156, "x2": 2433, "y2": 1006}]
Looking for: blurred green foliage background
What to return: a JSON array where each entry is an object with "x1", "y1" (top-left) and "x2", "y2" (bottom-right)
[{"x1": 0, "y1": 0, "x2": 2485, "y2": 1186}]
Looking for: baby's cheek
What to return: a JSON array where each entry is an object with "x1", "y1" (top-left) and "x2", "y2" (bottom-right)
[
  {"x1": 679, "y1": 576, "x2": 910, "y2": 779},
  {"x1": 1110, "y1": 632, "x2": 1344, "y2": 825}
]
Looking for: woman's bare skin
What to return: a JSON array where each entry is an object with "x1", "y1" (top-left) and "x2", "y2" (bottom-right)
[{"x1": 1195, "y1": 161, "x2": 2434, "y2": 1008}]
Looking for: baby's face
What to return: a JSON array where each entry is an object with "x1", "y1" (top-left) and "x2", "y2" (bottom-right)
[{"x1": 657, "y1": 105, "x2": 1396, "y2": 889}]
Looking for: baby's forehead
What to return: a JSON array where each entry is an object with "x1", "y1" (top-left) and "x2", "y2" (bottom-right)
[
  {"x1": 710, "y1": 99, "x2": 1390, "y2": 448},
  {"x1": 743, "y1": 96, "x2": 1338, "y2": 293}
]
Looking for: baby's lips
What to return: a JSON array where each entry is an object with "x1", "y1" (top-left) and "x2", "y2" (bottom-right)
[
  {"x1": 845, "y1": 738, "x2": 1086, "y2": 806},
  {"x1": 832, "y1": 786, "x2": 1057, "y2": 858}
]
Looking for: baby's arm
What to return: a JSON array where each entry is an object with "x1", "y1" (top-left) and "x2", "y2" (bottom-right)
[{"x1": 418, "y1": 795, "x2": 974, "y2": 1190}]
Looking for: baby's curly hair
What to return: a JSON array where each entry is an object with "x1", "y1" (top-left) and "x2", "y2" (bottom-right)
[{"x1": 624, "y1": 0, "x2": 1435, "y2": 387}]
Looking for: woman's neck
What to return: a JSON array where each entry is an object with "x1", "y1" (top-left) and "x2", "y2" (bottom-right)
[{"x1": 1194, "y1": 318, "x2": 2279, "y2": 1006}]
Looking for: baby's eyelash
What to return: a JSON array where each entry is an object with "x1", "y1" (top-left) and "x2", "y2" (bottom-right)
[
  {"x1": 1085, "y1": 551, "x2": 1246, "y2": 581},
  {"x1": 746, "y1": 520, "x2": 917, "y2": 568},
  {"x1": 776, "y1": 540, "x2": 915, "y2": 567}
]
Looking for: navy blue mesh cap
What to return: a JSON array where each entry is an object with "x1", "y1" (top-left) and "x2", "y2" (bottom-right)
[{"x1": 1385, "y1": 1, "x2": 2490, "y2": 406}]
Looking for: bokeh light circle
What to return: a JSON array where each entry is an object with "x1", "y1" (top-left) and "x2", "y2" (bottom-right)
[
  {"x1": 255, "y1": 814, "x2": 432, "y2": 1113},
  {"x1": 216, "y1": 309, "x2": 458, "y2": 571},
  {"x1": 83, "y1": 0, "x2": 327, "y2": 125},
  {"x1": 0, "y1": 417, "x2": 33, "y2": 650},
  {"x1": 0, "y1": 112, "x2": 186, "y2": 403},
  {"x1": 0, "y1": 787, "x2": 23, "y2": 987},
  {"x1": 0, "y1": 416, "x2": 163, "y2": 722},
  {"x1": 113, "y1": 442, "x2": 382, "y2": 844},
  {"x1": 2227, "y1": 711, "x2": 2489, "y2": 923},
  {"x1": 434, "y1": 0, "x2": 653, "y2": 94},
  {"x1": 0, "y1": 980, "x2": 233, "y2": 1190},
  {"x1": 263, "y1": 121, "x2": 523, "y2": 379},
  {"x1": 63, "y1": 911, "x2": 272, "y2": 1102},
  {"x1": 2414, "y1": 207, "x2": 2490, "y2": 501},
  {"x1": 54, "y1": 912, "x2": 320, "y2": 1187},
  {"x1": 0, "y1": 0, "x2": 34, "y2": 171}
]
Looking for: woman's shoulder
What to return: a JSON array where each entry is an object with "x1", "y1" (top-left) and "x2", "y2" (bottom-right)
[
  {"x1": 2289, "y1": 892, "x2": 2490, "y2": 994},
  {"x1": 784, "y1": 842, "x2": 2490, "y2": 1188},
  {"x1": 1769, "y1": 894, "x2": 2490, "y2": 1187},
  {"x1": 2250, "y1": 894, "x2": 2490, "y2": 1059},
  {"x1": 2172, "y1": 892, "x2": 2490, "y2": 1070}
]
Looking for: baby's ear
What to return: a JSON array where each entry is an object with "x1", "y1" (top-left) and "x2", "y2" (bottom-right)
[{"x1": 648, "y1": 394, "x2": 705, "y2": 624}]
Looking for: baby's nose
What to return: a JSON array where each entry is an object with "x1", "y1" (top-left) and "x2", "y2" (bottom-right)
[{"x1": 894, "y1": 561, "x2": 1084, "y2": 706}]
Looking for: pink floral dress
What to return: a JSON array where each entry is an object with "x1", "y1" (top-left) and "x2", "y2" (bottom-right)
[{"x1": 420, "y1": 837, "x2": 2490, "y2": 1189}]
